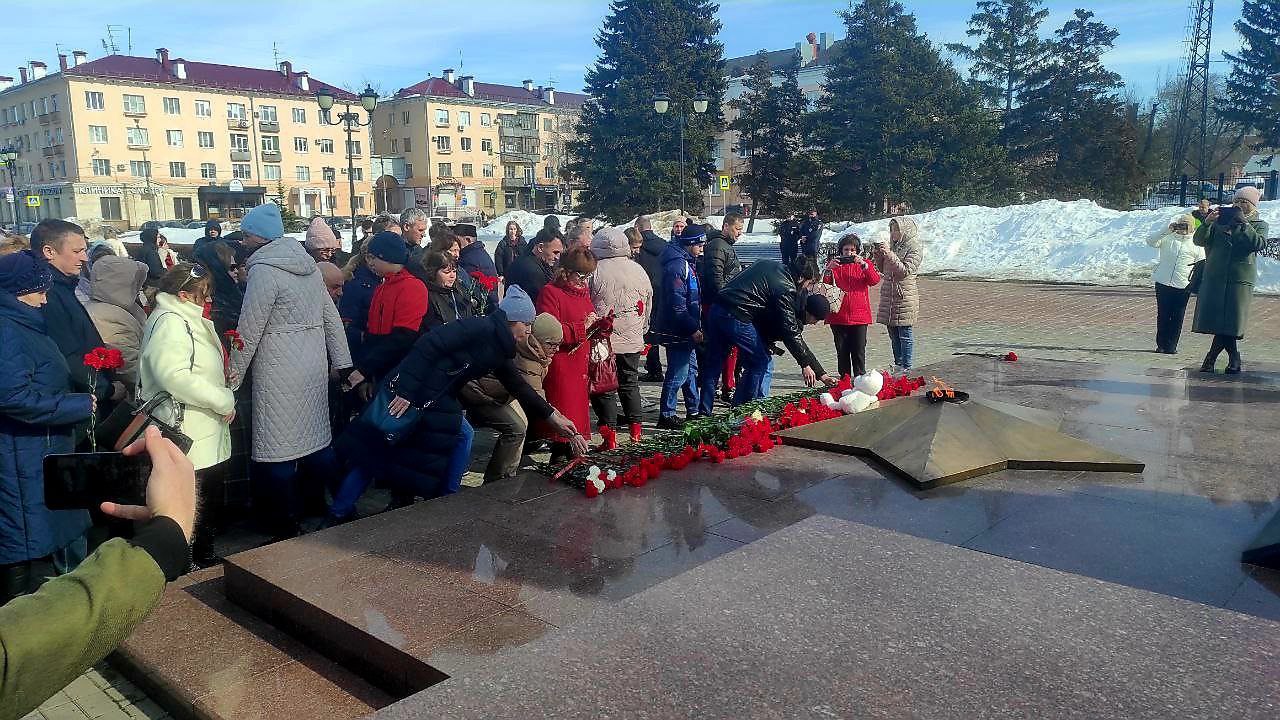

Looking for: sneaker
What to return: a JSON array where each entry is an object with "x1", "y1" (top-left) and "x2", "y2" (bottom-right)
[{"x1": 656, "y1": 415, "x2": 685, "y2": 430}]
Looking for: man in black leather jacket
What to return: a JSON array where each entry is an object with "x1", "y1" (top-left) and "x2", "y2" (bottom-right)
[
  {"x1": 699, "y1": 256, "x2": 835, "y2": 412},
  {"x1": 635, "y1": 215, "x2": 668, "y2": 380}
]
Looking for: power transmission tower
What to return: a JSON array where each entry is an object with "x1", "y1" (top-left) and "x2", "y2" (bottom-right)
[{"x1": 1168, "y1": 0, "x2": 1214, "y2": 188}]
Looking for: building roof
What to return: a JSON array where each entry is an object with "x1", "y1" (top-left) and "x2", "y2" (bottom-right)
[
  {"x1": 1242, "y1": 152, "x2": 1278, "y2": 176},
  {"x1": 723, "y1": 39, "x2": 847, "y2": 78},
  {"x1": 394, "y1": 76, "x2": 587, "y2": 110},
  {"x1": 62, "y1": 53, "x2": 356, "y2": 100}
]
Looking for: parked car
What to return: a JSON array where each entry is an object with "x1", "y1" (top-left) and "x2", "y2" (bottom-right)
[
  {"x1": 428, "y1": 216, "x2": 453, "y2": 226},
  {"x1": 185, "y1": 220, "x2": 210, "y2": 229},
  {"x1": 326, "y1": 216, "x2": 352, "y2": 231}
]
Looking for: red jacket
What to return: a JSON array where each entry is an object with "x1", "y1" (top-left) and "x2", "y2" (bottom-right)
[
  {"x1": 367, "y1": 269, "x2": 429, "y2": 336},
  {"x1": 535, "y1": 281, "x2": 595, "y2": 439},
  {"x1": 826, "y1": 259, "x2": 881, "y2": 326}
]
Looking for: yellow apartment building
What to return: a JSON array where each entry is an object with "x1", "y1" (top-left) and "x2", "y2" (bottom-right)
[
  {"x1": 0, "y1": 48, "x2": 373, "y2": 229},
  {"x1": 370, "y1": 68, "x2": 586, "y2": 218}
]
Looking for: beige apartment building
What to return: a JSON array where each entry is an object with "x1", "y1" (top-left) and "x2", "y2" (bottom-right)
[
  {"x1": 370, "y1": 69, "x2": 586, "y2": 218},
  {"x1": 0, "y1": 48, "x2": 372, "y2": 229}
]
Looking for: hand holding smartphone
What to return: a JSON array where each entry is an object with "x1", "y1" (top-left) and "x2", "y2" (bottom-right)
[{"x1": 44, "y1": 452, "x2": 150, "y2": 510}]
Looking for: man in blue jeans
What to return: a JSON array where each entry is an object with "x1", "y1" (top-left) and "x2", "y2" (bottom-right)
[
  {"x1": 700, "y1": 257, "x2": 836, "y2": 412},
  {"x1": 654, "y1": 225, "x2": 707, "y2": 429}
]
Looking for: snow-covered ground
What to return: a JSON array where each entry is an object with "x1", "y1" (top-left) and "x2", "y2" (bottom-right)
[{"x1": 481, "y1": 200, "x2": 1280, "y2": 294}]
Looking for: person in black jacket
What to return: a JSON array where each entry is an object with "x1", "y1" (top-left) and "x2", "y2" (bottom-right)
[
  {"x1": 635, "y1": 215, "x2": 668, "y2": 380},
  {"x1": 799, "y1": 209, "x2": 823, "y2": 259},
  {"x1": 700, "y1": 256, "x2": 835, "y2": 411},
  {"x1": 421, "y1": 250, "x2": 474, "y2": 330},
  {"x1": 137, "y1": 228, "x2": 168, "y2": 282},
  {"x1": 779, "y1": 213, "x2": 802, "y2": 267},
  {"x1": 701, "y1": 213, "x2": 745, "y2": 405},
  {"x1": 494, "y1": 220, "x2": 525, "y2": 277},
  {"x1": 503, "y1": 230, "x2": 563, "y2": 303},
  {"x1": 330, "y1": 290, "x2": 584, "y2": 522}
]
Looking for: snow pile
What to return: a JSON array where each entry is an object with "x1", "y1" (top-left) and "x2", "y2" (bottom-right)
[{"x1": 479, "y1": 210, "x2": 581, "y2": 240}]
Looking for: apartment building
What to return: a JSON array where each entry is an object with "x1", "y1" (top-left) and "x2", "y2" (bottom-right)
[
  {"x1": 0, "y1": 48, "x2": 372, "y2": 228},
  {"x1": 370, "y1": 69, "x2": 586, "y2": 218},
  {"x1": 718, "y1": 32, "x2": 840, "y2": 208}
]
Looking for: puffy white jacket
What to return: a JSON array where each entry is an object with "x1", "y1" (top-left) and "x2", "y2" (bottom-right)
[
  {"x1": 1148, "y1": 218, "x2": 1205, "y2": 289},
  {"x1": 140, "y1": 293, "x2": 236, "y2": 470},
  {"x1": 588, "y1": 228, "x2": 653, "y2": 355}
]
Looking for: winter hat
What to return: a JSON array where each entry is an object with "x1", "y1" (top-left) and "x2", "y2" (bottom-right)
[
  {"x1": 543, "y1": 215, "x2": 562, "y2": 232},
  {"x1": 803, "y1": 292, "x2": 831, "y2": 321},
  {"x1": 677, "y1": 224, "x2": 707, "y2": 246},
  {"x1": 305, "y1": 216, "x2": 340, "y2": 251},
  {"x1": 591, "y1": 226, "x2": 629, "y2": 260},
  {"x1": 0, "y1": 249, "x2": 53, "y2": 296},
  {"x1": 204, "y1": 220, "x2": 223, "y2": 236},
  {"x1": 366, "y1": 231, "x2": 408, "y2": 265},
  {"x1": 241, "y1": 203, "x2": 284, "y2": 241},
  {"x1": 531, "y1": 311, "x2": 564, "y2": 345},
  {"x1": 1235, "y1": 186, "x2": 1262, "y2": 208},
  {"x1": 453, "y1": 223, "x2": 477, "y2": 238},
  {"x1": 499, "y1": 284, "x2": 536, "y2": 323},
  {"x1": 140, "y1": 228, "x2": 159, "y2": 247}
]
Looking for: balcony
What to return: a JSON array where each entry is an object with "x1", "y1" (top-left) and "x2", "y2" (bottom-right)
[
  {"x1": 230, "y1": 150, "x2": 251, "y2": 162},
  {"x1": 501, "y1": 177, "x2": 532, "y2": 189},
  {"x1": 41, "y1": 144, "x2": 64, "y2": 157},
  {"x1": 500, "y1": 151, "x2": 539, "y2": 165},
  {"x1": 123, "y1": 109, "x2": 147, "y2": 118},
  {"x1": 227, "y1": 117, "x2": 250, "y2": 130},
  {"x1": 126, "y1": 141, "x2": 151, "y2": 150},
  {"x1": 262, "y1": 150, "x2": 282, "y2": 162},
  {"x1": 499, "y1": 123, "x2": 539, "y2": 139},
  {"x1": 258, "y1": 120, "x2": 280, "y2": 133},
  {"x1": 38, "y1": 111, "x2": 62, "y2": 125}
]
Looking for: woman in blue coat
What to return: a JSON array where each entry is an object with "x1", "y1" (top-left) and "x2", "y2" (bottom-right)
[{"x1": 0, "y1": 250, "x2": 95, "y2": 602}]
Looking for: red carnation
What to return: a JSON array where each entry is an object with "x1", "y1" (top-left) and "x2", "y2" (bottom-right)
[
  {"x1": 636, "y1": 299, "x2": 644, "y2": 315},
  {"x1": 469, "y1": 270, "x2": 500, "y2": 292},
  {"x1": 1003, "y1": 352, "x2": 1018, "y2": 362},
  {"x1": 224, "y1": 329, "x2": 245, "y2": 351}
]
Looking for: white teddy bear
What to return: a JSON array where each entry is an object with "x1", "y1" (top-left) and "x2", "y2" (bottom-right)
[{"x1": 821, "y1": 370, "x2": 883, "y2": 415}]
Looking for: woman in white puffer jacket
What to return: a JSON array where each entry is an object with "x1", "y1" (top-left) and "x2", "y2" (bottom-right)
[{"x1": 1147, "y1": 212, "x2": 1206, "y2": 354}]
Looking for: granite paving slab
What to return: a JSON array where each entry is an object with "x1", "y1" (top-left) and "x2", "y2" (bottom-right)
[{"x1": 376, "y1": 516, "x2": 1280, "y2": 720}]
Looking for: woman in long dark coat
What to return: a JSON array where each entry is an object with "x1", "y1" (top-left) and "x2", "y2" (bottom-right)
[{"x1": 1193, "y1": 187, "x2": 1269, "y2": 374}]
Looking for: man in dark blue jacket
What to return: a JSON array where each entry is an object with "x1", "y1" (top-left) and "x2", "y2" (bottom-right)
[
  {"x1": 455, "y1": 223, "x2": 499, "y2": 312},
  {"x1": 779, "y1": 214, "x2": 802, "y2": 266},
  {"x1": 799, "y1": 209, "x2": 823, "y2": 259},
  {"x1": 654, "y1": 225, "x2": 706, "y2": 429}
]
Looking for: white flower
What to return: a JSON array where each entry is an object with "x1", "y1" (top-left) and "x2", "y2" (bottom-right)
[
  {"x1": 750, "y1": 410, "x2": 764, "y2": 422},
  {"x1": 591, "y1": 477, "x2": 606, "y2": 494}
]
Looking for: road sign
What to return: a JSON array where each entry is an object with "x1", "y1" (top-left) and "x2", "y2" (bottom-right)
[
  {"x1": 25, "y1": 195, "x2": 40, "y2": 207},
  {"x1": 718, "y1": 174, "x2": 730, "y2": 191}
]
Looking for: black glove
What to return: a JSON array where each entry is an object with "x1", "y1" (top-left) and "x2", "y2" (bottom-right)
[{"x1": 767, "y1": 344, "x2": 785, "y2": 357}]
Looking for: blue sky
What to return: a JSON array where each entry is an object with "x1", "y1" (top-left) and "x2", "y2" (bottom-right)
[{"x1": 7, "y1": 0, "x2": 1243, "y2": 101}]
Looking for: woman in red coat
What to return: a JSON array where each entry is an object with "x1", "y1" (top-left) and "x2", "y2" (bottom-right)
[
  {"x1": 535, "y1": 246, "x2": 599, "y2": 462},
  {"x1": 826, "y1": 234, "x2": 881, "y2": 378}
]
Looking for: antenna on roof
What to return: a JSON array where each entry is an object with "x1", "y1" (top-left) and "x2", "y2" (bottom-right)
[
  {"x1": 273, "y1": 42, "x2": 280, "y2": 69},
  {"x1": 103, "y1": 26, "x2": 120, "y2": 54},
  {"x1": 458, "y1": 50, "x2": 464, "y2": 73}
]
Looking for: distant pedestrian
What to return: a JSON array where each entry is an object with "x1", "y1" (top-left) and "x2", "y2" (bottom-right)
[
  {"x1": 1147, "y1": 213, "x2": 1204, "y2": 354},
  {"x1": 799, "y1": 209, "x2": 822, "y2": 259},
  {"x1": 873, "y1": 216, "x2": 924, "y2": 371},
  {"x1": 779, "y1": 213, "x2": 802, "y2": 267},
  {"x1": 635, "y1": 215, "x2": 668, "y2": 381},
  {"x1": 495, "y1": 220, "x2": 524, "y2": 277},
  {"x1": 825, "y1": 235, "x2": 881, "y2": 378},
  {"x1": 1193, "y1": 187, "x2": 1269, "y2": 374}
]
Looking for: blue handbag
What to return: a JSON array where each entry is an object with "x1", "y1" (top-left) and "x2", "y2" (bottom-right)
[{"x1": 360, "y1": 375, "x2": 424, "y2": 445}]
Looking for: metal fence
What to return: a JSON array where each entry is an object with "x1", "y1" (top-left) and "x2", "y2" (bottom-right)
[{"x1": 1133, "y1": 171, "x2": 1279, "y2": 210}]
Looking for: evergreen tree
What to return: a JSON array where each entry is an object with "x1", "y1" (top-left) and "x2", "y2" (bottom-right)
[
  {"x1": 728, "y1": 52, "x2": 807, "y2": 227},
  {"x1": 273, "y1": 181, "x2": 306, "y2": 231},
  {"x1": 946, "y1": 0, "x2": 1050, "y2": 112},
  {"x1": 1217, "y1": 0, "x2": 1280, "y2": 149},
  {"x1": 1009, "y1": 9, "x2": 1142, "y2": 206},
  {"x1": 566, "y1": 0, "x2": 726, "y2": 222},
  {"x1": 808, "y1": 0, "x2": 1014, "y2": 218}
]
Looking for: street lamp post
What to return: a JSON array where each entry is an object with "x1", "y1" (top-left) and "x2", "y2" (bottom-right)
[
  {"x1": 323, "y1": 166, "x2": 336, "y2": 221},
  {"x1": 0, "y1": 144, "x2": 19, "y2": 225},
  {"x1": 134, "y1": 119, "x2": 156, "y2": 223},
  {"x1": 317, "y1": 85, "x2": 378, "y2": 247},
  {"x1": 653, "y1": 92, "x2": 708, "y2": 212}
]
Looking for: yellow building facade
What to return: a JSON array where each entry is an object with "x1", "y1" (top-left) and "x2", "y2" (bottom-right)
[
  {"x1": 0, "y1": 49, "x2": 372, "y2": 229},
  {"x1": 370, "y1": 70, "x2": 585, "y2": 218}
]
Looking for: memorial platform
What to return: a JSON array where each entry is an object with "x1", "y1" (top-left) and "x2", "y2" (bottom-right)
[{"x1": 113, "y1": 356, "x2": 1280, "y2": 718}]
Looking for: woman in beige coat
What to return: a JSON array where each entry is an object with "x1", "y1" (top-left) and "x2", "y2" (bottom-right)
[
  {"x1": 873, "y1": 216, "x2": 924, "y2": 370},
  {"x1": 588, "y1": 226, "x2": 653, "y2": 442}
]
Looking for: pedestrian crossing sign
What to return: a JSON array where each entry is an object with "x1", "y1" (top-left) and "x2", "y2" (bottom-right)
[
  {"x1": 718, "y1": 174, "x2": 730, "y2": 191},
  {"x1": 25, "y1": 195, "x2": 39, "y2": 207}
]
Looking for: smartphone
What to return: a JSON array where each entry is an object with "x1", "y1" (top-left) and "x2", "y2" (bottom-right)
[
  {"x1": 1217, "y1": 206, "x2": 1240, "y2": 224},
  {"x1": 43, "y1": 452, "x2": 149, "y2": 511}
]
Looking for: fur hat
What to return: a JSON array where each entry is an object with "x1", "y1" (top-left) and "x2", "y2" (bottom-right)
[
  {"x1": 305, "y1": 217, "x2": 340, "y2": 251},
  {"x1": 453, "y1": 223, "x2": 477, "y2": 238}
]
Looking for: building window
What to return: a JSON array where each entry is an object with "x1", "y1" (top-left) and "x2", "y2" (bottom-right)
[
  {"x1": 85, "y1": 91, "x2": 105, "y2": 110},
  {"x1": 543, "y1": 118, "x2": 552, "y2": 131},
  {"x1": 198, "y1": 131, "x2": 214, "y2": 148},
  {"x1": 481, "y1": 139, "x2": 493, "y2": 152},
  {"x1": 123, "y1": 94, "x2": 146, "y2": 114},
  {"x1": 263, "y1": 165, "x2": 281, "y2": 181},
  {"x1": 296, "y1": 166, "x2": 310, "y2": 181},
  {"x1": 459, "y1": 111, "x2": 471, "y2": 127},
  {"x1": 354, "y1": 196, "x2": 366, "y2": 211},
  {"x1": 402, "y1": 111, "x2": 410, "y2": 125},
  {"x1": 294, "y1": 137, "x2": 308, "y2": 153},
  {"x1": 129, "y1": 160, "x2": 151, "y2": 177},
  {"x1": 482, "y1": 163, "x2": 495, "y2": 178},
  {"x1": 484, "y1": 190, "x2": 495, "y2": 207},
  {"x1": 200, "y1": 162, "x2": 217, "y2": 179},
  {"x1": 319, "y1": 109, "x2": 331, "y2": 124},
  {"x1": 405, "y1": 163, "x2": 413, "y2": 177},
  {"x1": 350, "y1": 167, "x2": 363, "y2": 181},
  {"x1": 504, "y1": 192, "x2": 515, "y2": 207},
  {"x1": 232, "y1": 163, "x2": 251, "y2": 179},
  {"x1": 126, "y1": 127, "x2": 150, "y2": 147},
  {"x1": 261, "y1": 135, "x2": 280, "y2": 152},
  {"x1": 434, "y1": 108, "x2": 449, "y2": 125},
  {"x1": 89, "y1": 125, "x2": 108, "y2": 144},
  {"x1": 259, "y1": 105, "x2": 278, "y2": 122},
  {"x1": 387, "y1": 112, "x2": 395, "y2": 127},
  {"x1": 403, "y1": 137, "x2": 412, "y2": 153},
  {"x1": 292, "y1": 107, "x2": 306, "y2": 124},
  {"x1": 227, "y1": 103, "x2": 246, "y2": 121},
  {"x1": 92, "y1": 158, "x2": 112, "y2": 176},
  {"x1": 195, "y1": 100, "x2": 211, "y2": 117},
  {"x1": 163, "y1": 97, "x2": 181, "y2": 115},
  {"x1": 462, "y1": 163, "x2": 473, "y2": 178},
  {"x1": 317, "y1": 138, "x2": 334, "y2": 154},
  {"x1": 503, "y1": 164, "x2": 516, "y2": 179},
  {"x1": 391, "y1": 138, "x2": 399, "y2": 153},
  {"x1": 100, "y1": 196, "x2": 122, "y2": 220},
  {"x1": 544, "y1": 165, "x2": 554, "y2": 179},
  {"x1": 434, "y1": 136, "x2": 451, "y2": 152},
  {"x1": 480, "y1": 112, "x2": 491, "y2": 127},
  {"x1": 173, "y1": 197, "x2": 193, "y2": 219},
  {"x1": 166, "y1": 130, "x2": 183, "y2": 147},
  {"x1": 346, "y1": 139, "x2": 362, "y2": 156},
  {"x1": 460, "y1": 137, "x2": 471, "y2": 152},
  {"x1": 169, "y1": 161, "x2": 187, "y2": 178},
  {"x1": 230, "y1": 134, "x2": 249, "y2": 152}
]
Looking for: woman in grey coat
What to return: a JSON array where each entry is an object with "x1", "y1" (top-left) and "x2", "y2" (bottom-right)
[
  {"x1": 229, "y1": 203, "x2": 352, "y2": 536},
  {"x1": 873, "y1": 215, "x2": 924, "y2": 370}
]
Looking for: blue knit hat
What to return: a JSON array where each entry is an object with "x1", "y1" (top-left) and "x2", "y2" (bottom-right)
[
  {"x1": 677, "y1": 224, "x2": 707, "y2": 246},
  {"x1": 0, "y1": 250, "x2": 53, "y2": 296},
  {"x1": 241, "y1": 203, "x2": 284, "y2": 240},
  {"x1": 366, "y1": 231, "x2": 408, "y2": 265},
  {"x1": 499, "y1": 284, "x2": 536, "y2": 323}
]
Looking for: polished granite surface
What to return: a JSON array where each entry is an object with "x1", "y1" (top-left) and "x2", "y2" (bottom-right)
[
  {"x1": 126, "y1": 356, "x2": 1280, "y2": 716},
  {"x1": 375, "y1": 516, "x2": 1280, "y2": 720}
]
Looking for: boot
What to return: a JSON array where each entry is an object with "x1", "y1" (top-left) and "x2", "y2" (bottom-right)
[
  {"x1": 1199, "y1": 355, "x2": 1216, "y2": 373},
  {"x1": 657, "y1": 415, "x2": 685, "y2": 430},
  {"x1": 1226, "y1": 355, "x2": 1242, "y2": 375},
  {"x1": 629, "y1": 422, "x2": 643, "y2": 444}
]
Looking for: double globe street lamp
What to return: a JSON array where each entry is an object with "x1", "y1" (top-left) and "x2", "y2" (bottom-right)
[
  {"x1": 317, "y1": 85, "x2": 378, "y2": 246},
  {"x1": 653, "y1": 92, "x2": 709, "y2": 212}
]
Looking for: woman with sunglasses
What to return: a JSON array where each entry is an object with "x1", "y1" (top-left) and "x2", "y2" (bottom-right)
[
  {"x1": 139, "y1": 264, "x2": 236, "y2": 566},
  {"x1": 1192, "y1": 187, "x2": 1270, "y2": 374},
  {"x1": 535, "y1": 245, "x2": 599, "y2": 463}
]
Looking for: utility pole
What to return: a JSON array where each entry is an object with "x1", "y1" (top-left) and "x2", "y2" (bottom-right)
[{"x1": 1168, "y1": 0, "x2": 1214, "y2": 192}]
